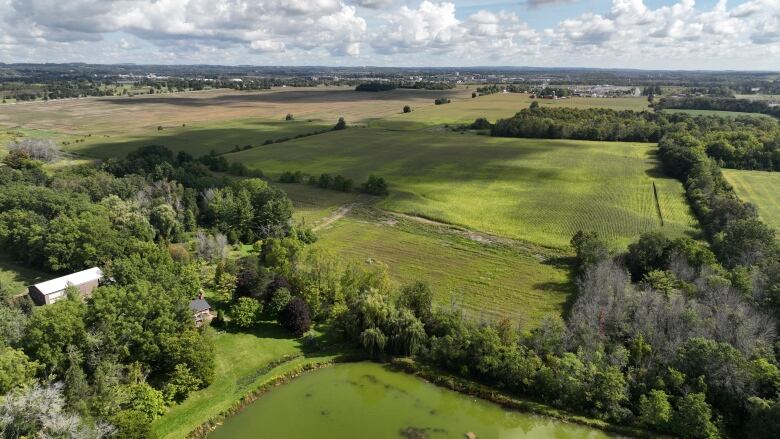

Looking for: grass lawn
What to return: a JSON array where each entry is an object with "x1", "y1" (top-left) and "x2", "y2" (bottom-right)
[
  {"x1": 723, "y1": 169, "x2": 780, "y2": 232},
  {"x1": 227, "y1": 129, "x2": 698, "y2": 249},
  {"x1": 313, "y1": 207, "x2": 573, "y2": 323},
  {"x1": 152, "y1": 323, "x2": 354, "y2": 439},
  {"x1": 0, "y1": 256, "x2": 52, "y2": 296},
  {"x1": 661, "y1": 108, "x2": 775, "y2": 119}
]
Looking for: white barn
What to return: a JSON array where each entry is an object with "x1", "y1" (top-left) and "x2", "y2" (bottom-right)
[{"x1": 27, "y1": 267, "x2": 103, "y2": 305}]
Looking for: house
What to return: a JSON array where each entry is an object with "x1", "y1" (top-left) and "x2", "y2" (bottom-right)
[
  {"x1": 28, "y1": 267, "x2": 103, "y2": 305},
  {"x1": 189, "y1": 291, "x2": 213, "y2": 327}
]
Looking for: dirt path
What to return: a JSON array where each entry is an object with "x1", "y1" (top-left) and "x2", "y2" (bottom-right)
[{"x1": 312, "y1": 203, "x2": 355, "y2": 232}]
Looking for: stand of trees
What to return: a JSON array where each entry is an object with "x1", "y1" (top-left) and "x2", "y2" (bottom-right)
[
  {"x1": 656, "y1": 96, "x2": 780, "y2": 119},
  {"x1": 491, "y1": 107, "x2": 780, "y2": 170}
]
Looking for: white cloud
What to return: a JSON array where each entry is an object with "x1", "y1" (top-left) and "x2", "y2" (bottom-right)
[{"x1": 0, "y1": 0, "x2": 778, "y2": 69}]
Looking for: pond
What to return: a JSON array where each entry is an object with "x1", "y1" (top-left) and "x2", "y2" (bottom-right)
[{"x1": 209, "y1": 362, "x2": 619, "y2": 439}]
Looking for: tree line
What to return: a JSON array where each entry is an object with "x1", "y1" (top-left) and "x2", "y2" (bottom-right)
[
  {"x1": 655, "y1": 96, "x2": 780, "y2": 119},
  {"x1": 490, "y1": 106, "x2": 780, "y2": 170},
  {"x1": 355, "y1": 81, "x2": 455, "y2": 92}
]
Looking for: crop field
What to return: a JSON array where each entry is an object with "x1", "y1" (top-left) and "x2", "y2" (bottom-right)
[
  {"x1": 0, "y1": 86, "x2": 468, "y2": 136},
  {"x1": 373, "y1": 93, "x2": 650, "y2": 130},
  {"x1": 228, "y1": 129, "x2": 698, "y2": 249},
  {"x1": 312, "y1": 208, "x2": 572, "y2": 322},
  {"x1": 723, "y1": 169, "x2": 780, "y2": 231},
  {"x1": 65, "y1": 119, "x2": 332, "y2": 158}
]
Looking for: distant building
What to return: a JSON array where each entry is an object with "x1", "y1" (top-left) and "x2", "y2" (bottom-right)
[
  {"x1": 28, "y1": 267, "x2": 103, "y2": 305},
  {"x1": 189, "y1": 291, "x2": 213, "y2": 327}
]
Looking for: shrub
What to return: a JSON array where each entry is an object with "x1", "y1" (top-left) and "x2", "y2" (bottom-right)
[
  {"x1": 470, "y1": 118, "x2": 491, "y2": 130},
  {"x1": 360, "y1": 174, "x2": 388, "y2": 196},
  {"x1": 278, "y1": 297, "x2": 312, "y2": 336},
  {"x1": 268, "y1": 287, "x2": 292, "y2": 316},
  {"x1": 334, "y1": 117, "x2": 347, "y2": 130},
  {"x1": 403, "y1": 105, "x2": 412, "y2": 113},
  {"x1": 285, "y1": 113, "x2": 294, "y2": 121},
  {"x1": 231, "y1": 297, "x2": 262, "y2": 328}
]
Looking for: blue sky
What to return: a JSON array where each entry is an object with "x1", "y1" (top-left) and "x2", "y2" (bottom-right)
[{"x1": 0, "y1": 0, "x2": 778, "y2": 70}]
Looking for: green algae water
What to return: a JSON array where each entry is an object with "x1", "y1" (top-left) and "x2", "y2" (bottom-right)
[{"x1": 209, "y1": 362, "x2": 618, "y2": 439}]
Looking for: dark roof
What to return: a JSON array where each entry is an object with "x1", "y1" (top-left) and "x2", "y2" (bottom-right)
[{"x1": 189, "y1": 298, "x2": 211, "y2": 313}]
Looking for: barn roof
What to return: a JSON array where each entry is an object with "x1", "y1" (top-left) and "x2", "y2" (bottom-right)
[
  {"x1": 32, "y1": 267, "x2": 103, "y2": 296},
  {"x1": 189, "y1": 298, "x2": 211, "y2": 313}
]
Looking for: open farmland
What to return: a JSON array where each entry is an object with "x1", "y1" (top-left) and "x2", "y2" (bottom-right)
[
  {"x1": 373, "y1": 93, "x2": 650, "y2": 130},
  {"x1": 0, "y1": 86, "x2": 468, "y2": 138},
  {"x1": 227, "y1": 129, "x2": 698, "y2": 249},
  {"x1": 723, "y1": 169, "x2": 780, "y2": 231},
  {"x1": 65, "y1": 119, "x2": 332, "y2": 158}
]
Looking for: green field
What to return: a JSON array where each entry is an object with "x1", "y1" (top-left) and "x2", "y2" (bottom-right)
[
  {"x1": 723, "y1": 169, "x2": 780, "y2": 231},
  {"x1": 662, "y1": 108, "x2": 775, "y2": 119},
  {"x1": 373, "y1": 93, "x2": 650, "y2": 130},
  {"x1": 65, "y1": 118, "x2": 331, "y2": 158},
  {"x1": 229, "y1": 129, "x2": 698, "y2": 249},
  {"x1": 312, "y1": 208, "x2": 572, "y2": 322},
  {"x1": 152, "y1": 324, "x2": 351, "y2": 439}
]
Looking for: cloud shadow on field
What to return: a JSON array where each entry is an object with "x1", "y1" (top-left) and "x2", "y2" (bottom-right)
[{"x1": 99, "y1": 88, "x2": 466, "y2": 108}]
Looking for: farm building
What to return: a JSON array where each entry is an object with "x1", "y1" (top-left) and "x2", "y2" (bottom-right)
[
  {"x1": 189, "y1": 292, "x2": 213, "y2": 327},
  {"x1": 28, "y1": 267, "x2": 103, "y2": 305}
]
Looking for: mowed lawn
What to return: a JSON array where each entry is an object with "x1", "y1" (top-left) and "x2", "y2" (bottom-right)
[
  {"x1": 226, "y1": 129, "x2": 698, "y2": 249},
  {"x1": 65, "y1": 118, "x2": 331, "y2": 158},
  {"x1": 723, "y1": 169, "x2": 780, "y2": 232},
  {"x1": 0, "y1": 256, "x2": 51, "y2": 296},
  {"x1": 152, "y1": 324, "x2": 349, "y2": 439},
  {"x1": 313, "y1": 210, "x2": 573, "y2": 322}
]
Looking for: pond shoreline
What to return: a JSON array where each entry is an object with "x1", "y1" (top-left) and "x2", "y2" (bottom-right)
[
  {"x1": 388, "y1": 358, "x2": 657, "y2": 439},
  {"x1": 191, "y1": 356, "x2": 656, "y2": 439}
]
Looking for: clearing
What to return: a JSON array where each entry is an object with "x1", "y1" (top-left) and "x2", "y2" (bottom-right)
[{"x1": 723, "y1": 169, "x2": 780, "y2": 232}]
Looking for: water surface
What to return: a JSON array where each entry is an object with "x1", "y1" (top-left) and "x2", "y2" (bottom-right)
[{"x1": 209, "y1": 362, "x2": 617, "y2": 439}]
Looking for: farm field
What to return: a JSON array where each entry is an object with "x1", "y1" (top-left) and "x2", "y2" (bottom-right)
[
  {"x1": 277, "y1": 183, "x2": 361, "y2": 226},
  {"x1": 228, "y1": 129, "x2": 698, "y2": 249},
  {"x1": 723, "y1": 169, "x2": 780, "y2": 231},
  {"x1": 66, "y1": 118, "x2": 331, "y2": 158},
  {"x1": 312, "y1": 207, "x2": 572, "y2": 322},
  {"x1": 372, "y1": 93, "x2": 649, "y2": 130},
  {"x1": 0, "y1": 86, "x2": 468, "y2": 138},
  {"x1": 661, "y1": 108, "x2": 775, "y2": 119}
]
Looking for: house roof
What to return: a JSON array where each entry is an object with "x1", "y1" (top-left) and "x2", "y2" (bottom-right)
[
  {"x1": 189, "y1": 298, "x2": 211, "y2": 313},
  {"x1": 32, "y1": 267, "x2": 103, "y2": 296}
]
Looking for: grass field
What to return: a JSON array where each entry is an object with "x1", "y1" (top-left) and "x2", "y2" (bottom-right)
[
  {"x1": 312, "y1": 207, "x2": 572, "y2": 322},
  {"x1": 228, "y1": 129, "x2": 698, "y2": 249},
  {"x1": 723, "y1": 169, "x2": 780, "y2": 232},
  {"x1": 662, "y1": 108, "x2": 775, "y2": 119},
  {"x1": 152, "y1": 323, "x2": 352, "y2": 439},
  {"x1": 274, "y1": 183, "x2": 360, "y2": 226}
]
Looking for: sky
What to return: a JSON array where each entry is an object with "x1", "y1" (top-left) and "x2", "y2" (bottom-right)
[{"x1": 0, "y1": 0, "x2": 779, "y2": 70}]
